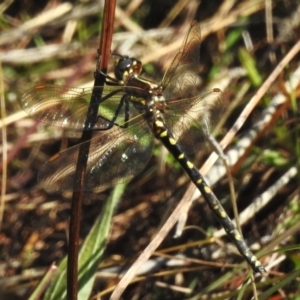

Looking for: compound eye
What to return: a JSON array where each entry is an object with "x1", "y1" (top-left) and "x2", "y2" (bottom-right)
[
  {"x1": 115, "y1": 57, "x2": 134, "y2": 80},
  {"x1": 114, "y1": 57, "x2": 143, "y2": 81}
]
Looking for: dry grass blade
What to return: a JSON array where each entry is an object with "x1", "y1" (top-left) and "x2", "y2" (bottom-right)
[{"x1": 0, "y1": 3, "x2": 73, "y2": 46}]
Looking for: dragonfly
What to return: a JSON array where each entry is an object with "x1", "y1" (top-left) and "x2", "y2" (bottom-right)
[{"x1": 21, "y1": 21, "x2": 265, "y2": 273}]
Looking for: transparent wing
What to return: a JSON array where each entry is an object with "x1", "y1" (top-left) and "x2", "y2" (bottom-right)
[
  {"x1": 161, "y1": 22, "x2": 202, "y2": 100},
  {"x1": 38, "y1": 116, "x2": 154, "y2": 192},
  {"x1": 21, "y1": 85, "x2": 133, "y2": 130},
  {"x1": 164, "y1": 88, "x2": 224, "y2": 154}
]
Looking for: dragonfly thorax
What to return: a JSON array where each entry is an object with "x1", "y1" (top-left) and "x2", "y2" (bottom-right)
[{"x1": 149, "y1": 90, "x2": 167, "y2": 114}]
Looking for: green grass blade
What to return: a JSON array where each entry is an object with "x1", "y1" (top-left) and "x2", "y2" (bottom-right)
[
  {"x1": 238, "y1": 47, "x2": 263, "y2": 87},
  {"x1": 43, "y1": 183, "x2": 126, "y2": 300}
]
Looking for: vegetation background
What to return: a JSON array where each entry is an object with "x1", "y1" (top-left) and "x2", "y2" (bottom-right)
[{"x1": 1, "y1": 0, "x2": 300, "y2": 299}]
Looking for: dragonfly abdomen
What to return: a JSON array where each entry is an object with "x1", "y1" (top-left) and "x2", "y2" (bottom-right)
[{"x1": 153, "y1": 117, "x2": 265, "y2": 273}]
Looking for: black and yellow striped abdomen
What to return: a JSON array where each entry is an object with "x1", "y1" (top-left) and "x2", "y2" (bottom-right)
[{"x1": 153, "y1": 118, "x2": 265, "y2": 273}]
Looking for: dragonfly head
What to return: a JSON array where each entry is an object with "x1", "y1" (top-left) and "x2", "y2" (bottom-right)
[{"x1": 114, "y1": 56, "x2": 143, "y2": 82}]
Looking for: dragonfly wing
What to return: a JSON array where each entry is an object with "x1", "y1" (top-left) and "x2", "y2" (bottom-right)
[
  {"x1": 161, "y1": 22, "x2": 202, "y2": 100},
  {"x1": 165, "y1": 88, "x2": 224, "y2": 154},
  {"x1": 38, "y1": 120, "x2": 154, "y2": 192},
  {"x1": 21, "y1": 85, "x2": 130, "y2": 130}
]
